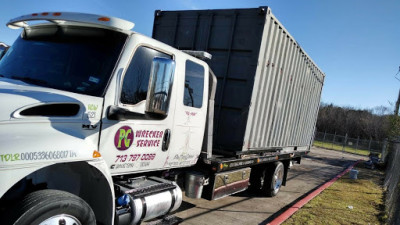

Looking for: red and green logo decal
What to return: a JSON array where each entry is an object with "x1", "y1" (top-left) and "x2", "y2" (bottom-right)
[{"x1": 114, "y1": 126, "x2": 134, "y2": 151}]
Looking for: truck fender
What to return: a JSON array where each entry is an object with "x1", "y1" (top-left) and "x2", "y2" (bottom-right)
[{"x1": 1, "y1": 159, "x2": 115, "y2": 225}]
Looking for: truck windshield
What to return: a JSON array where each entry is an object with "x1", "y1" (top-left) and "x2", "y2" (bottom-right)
[{"x1": 0, "y1": 25, "x2": 127, "y2": 96}]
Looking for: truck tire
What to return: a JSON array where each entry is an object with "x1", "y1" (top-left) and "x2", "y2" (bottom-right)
[
  {"x1": 262, "y1": 161, "x2": 284, "y2": 197},
  {"x1": 8, "y1": 189, "x2": 96, "y2": 225}
]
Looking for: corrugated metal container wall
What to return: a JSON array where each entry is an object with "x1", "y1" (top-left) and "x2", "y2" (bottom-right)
[{"x1": 152, "y1": 7, "x2": 325, "y2": 153}]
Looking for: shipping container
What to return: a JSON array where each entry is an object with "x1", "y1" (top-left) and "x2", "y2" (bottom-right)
[{"x1": 153, "y1": 7, "x2": 325, "y2": 154}]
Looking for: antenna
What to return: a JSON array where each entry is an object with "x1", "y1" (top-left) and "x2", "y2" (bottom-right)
[{"x1": 394, "y1": 66, "x2": 400, "y2": 115}]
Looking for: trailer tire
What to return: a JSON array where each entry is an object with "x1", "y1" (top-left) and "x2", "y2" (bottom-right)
[
  {"x1": 8, "y1": 189, "x2": 96, "y2": 225},
  {"x1": 262, "y1": 161, "x2": 284, "y2": 197}
]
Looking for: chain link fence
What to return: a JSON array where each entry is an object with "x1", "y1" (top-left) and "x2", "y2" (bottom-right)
[
  {"x1": 384, "y1": 141, "x2": 400, "y2": 225},
  {"x1": 313, "y1": 131, "x2": 387, "y2": 157},
  {"x1": 314, "y1": 132, "x2": 400, "y2": 223}
]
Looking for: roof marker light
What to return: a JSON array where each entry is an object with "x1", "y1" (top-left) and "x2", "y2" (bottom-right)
[
  {"x1": 7, "y1": 12, "x2": 135, "y2": 30},
  {"x1": 98, "y1": 17, "x2": 110, "y2": 22}
]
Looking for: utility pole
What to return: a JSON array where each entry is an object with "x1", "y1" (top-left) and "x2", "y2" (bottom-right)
[
  {"x1": 395, "y1": 89, "x2": 400, "y2": 116},
  {"x1": 395, "y1": 66, "x2": 400, "y2": 115}
]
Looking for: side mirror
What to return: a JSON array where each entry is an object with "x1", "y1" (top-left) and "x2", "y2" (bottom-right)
[{"x1": 146, "y1": 57, "x2": 175, "y2": 117}]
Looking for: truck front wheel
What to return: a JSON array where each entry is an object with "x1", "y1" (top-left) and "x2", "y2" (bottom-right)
[{"x1": 8, "y1": 189, "x2": 96, "y2": 225}]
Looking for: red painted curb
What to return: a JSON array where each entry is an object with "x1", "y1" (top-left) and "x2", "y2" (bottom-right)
[{"x1": 267, "y1": 160, "x2": 361, "y2": 225}]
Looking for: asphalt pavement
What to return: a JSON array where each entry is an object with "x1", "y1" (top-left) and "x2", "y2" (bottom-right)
[{"x1": 174, "y1": 147, "x2": 367, "y2": 225}]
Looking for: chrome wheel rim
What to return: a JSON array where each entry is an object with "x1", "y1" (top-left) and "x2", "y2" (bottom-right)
[
  {"x1": 273, "y1": 166, "x2": 283, "y2": 193},
  {"x1": 39, "y1": 214, "x2": 81, "y2": 225}
]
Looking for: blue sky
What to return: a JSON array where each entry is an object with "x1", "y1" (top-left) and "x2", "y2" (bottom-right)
[{"x1": 0, "y1": 0, "x2": 399, "y2": 110}]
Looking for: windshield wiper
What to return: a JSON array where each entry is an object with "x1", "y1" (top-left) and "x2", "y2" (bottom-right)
[{"x1": 11, "y1": 76, "x2": 48, "y2": 86}]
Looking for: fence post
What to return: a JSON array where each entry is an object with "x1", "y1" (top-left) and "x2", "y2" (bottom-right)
[
  {"x1": 323, "y1": 131, "x2": 326, "y2": 148},
  {"x1": 332, "y1": 132, "x2": 336, "y2": 149},
  {"x1": 342, "y1": 133, "x2": 348, "y2": 152},
  {"x1": 368, "y1": 137, "x2": 372, "y2": 153},
  {"x1": 381, "y1": 138, "x2": 388, "y2": 163},
  {"x1": 356, "y1": 136, "x2": 359, "y2": 154}
]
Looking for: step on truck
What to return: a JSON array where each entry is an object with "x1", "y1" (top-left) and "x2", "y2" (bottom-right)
[{"x1": 0, "y1": 7, "x2": 324, "y2": 225}]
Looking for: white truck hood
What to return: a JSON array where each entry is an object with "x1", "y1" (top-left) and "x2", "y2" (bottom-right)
[
  {"x1": 0, "y1": 79, "x2": 100, "y2": 122},
  {"x1": 0, "y1": 79, "x2": 104, "y2": 167}
]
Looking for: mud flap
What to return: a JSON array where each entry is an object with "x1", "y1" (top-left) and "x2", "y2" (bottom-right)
[{"x1": 282, "y1": 160, "x2": 290, "y2": 186}]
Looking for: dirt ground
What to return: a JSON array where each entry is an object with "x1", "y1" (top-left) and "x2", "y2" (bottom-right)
[{"x1": 173, "y1": 147, "x2": 367, "y2": 225}]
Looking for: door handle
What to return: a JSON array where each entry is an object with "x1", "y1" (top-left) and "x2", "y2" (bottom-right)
[{"x1": 162, "y1": 129, "x2": 171, "y2": 151}]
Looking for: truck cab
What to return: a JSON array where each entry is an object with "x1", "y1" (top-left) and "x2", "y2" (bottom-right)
[{"x1": 100, "y1": 32, "x2": 209, "y2": 175}]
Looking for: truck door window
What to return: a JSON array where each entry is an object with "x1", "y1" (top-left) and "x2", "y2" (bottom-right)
[
  {"x1": 121, "y1": 46, "x2": 171, "y2": 105},
  {"x1": 184, "y1": 60, "x2": 204, "y2": 108}
]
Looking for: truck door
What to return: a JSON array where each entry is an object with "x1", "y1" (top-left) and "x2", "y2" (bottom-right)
[
  {"x1": 100, "y1": 45, "x2": 177, "y2": 175},
  {"x1": 163, "y1": 59, "x2": 208, "y2": 168}
]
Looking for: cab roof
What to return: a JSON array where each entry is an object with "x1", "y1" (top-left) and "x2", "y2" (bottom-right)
[{"x1": 7, "y1": 12, "x2": 135, "y2": 32}]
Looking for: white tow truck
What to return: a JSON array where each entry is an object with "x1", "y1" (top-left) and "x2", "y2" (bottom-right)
[{"x1": 0, "y1": 8, "x2": 324, "y2": 225}]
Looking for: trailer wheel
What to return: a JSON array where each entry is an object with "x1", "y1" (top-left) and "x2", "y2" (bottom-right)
[
  {"x1": 263, "y1": 161, "x2": 284, "y2": 197},
  {"x1": 8, "y1": 189, "x2": 96, "y2": 225}
]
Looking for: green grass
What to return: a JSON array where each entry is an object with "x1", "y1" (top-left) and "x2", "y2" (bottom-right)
[
  {"x1": 313, "y1": 140, "x2": 371, "y2": 156},
  {"x1": 283, "y1": 163, "x2": 385, "y2": 225}
]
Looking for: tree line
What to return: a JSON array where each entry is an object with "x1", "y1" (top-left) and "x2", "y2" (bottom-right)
[{"x1": 316, "y1": 103, "x2": 392, "y2": 141}]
